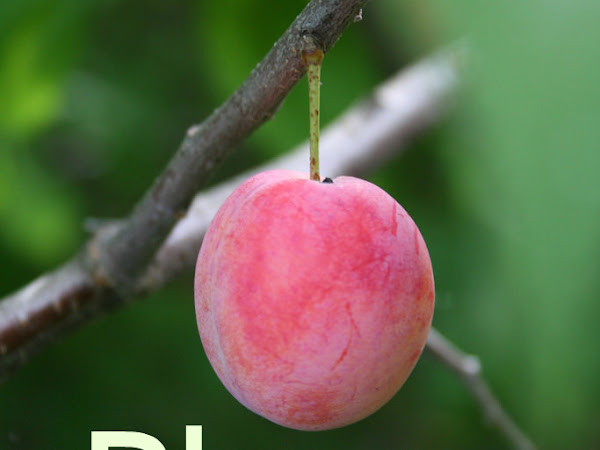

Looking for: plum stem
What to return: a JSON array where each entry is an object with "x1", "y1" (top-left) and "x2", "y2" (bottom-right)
[{"x1": 302, "y1": 35, "x2": 324, "y2": 181}]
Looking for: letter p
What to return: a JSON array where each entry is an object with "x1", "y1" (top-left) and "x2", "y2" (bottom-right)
[{"x1": 91, "y1": 431, "x2": 165, "y2": 450}]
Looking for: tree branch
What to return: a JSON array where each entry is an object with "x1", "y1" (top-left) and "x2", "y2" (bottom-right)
[
  {"x1": 426, "y1": 328, "x2": 537, "y2": 450},
  {"x1": 0, "y1": 47, "x2": 460, "y2": 381},
  {"x1": 88, "y1": 0, "x2": 370, "y2": 297}
]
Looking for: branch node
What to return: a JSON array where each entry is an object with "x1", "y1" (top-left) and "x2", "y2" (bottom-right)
[
  {"x1": 462, "y1": 355, "x2": 482, "y2": 375},
  {"x1": 354, "y1": 8, "x2": 363, "y2": 22},
  {"x1": 301, "y1": 29, "x2": 325, "y2": 54},
  {"x1": 84, "y1": 222, "x2": 130, "y2": 297},
  {"x1": 186, "y1": 124, "x2": 202, "y2": 138}
]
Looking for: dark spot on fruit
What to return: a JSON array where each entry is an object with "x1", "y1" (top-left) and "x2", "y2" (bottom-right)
[{"x1": 322, "y1": 177, "x2": 333, "y2": 184}]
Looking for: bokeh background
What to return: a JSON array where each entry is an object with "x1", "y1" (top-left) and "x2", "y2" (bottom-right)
[{"x1": 1, "y1": 0, "x2": 599, "y2": 448}]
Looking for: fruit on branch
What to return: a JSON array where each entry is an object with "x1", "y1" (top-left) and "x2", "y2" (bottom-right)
[
  {"x1": 194, "y1": 27, "x2": 433, "y2": 431},
  {"x1": 194, "y1": 169, "x2": 435, "y2": 430}
]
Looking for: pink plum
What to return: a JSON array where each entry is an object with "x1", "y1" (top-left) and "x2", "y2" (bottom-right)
[{"x1": 194, "y1": 169, "x2": 434, "y2": 430}]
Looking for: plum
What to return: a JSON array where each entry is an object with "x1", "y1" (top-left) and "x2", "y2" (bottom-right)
[{"x1": 194, "y1": 169, "x2": 434, "y2": 430}]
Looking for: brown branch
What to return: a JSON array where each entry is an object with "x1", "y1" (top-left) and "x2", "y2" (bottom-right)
[
  {"x1": 0, "y1": 47, "x2": 461, "y2": 381},
  {"x1": 426, "y1": 328, "x2": 537, "y2": 450},
  {"x1": 88, "y1": 0, "x2": 370, "y2": 297}
]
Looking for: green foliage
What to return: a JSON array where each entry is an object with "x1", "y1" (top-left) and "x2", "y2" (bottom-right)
[{"x1": 1, "y1": 0, "x2": 599, "y2": 448}]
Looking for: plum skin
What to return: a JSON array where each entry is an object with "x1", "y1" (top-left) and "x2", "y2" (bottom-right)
[{"x1": 194, "y1": 169, "x2": 434, "y2": 431}]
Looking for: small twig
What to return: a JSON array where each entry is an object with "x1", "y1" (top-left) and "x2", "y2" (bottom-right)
[{"x1": 426, "y1": 328, "x2": 537, "y2": 450}]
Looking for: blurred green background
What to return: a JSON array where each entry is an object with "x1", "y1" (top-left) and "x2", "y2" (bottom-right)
[{"x1": 1, "y1": 0, "x2": 599, "y2": 448}]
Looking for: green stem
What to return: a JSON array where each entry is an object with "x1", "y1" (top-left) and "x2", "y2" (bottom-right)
[{"x1": 303, "y1": 48, "x2": 324, "y2": 181}]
